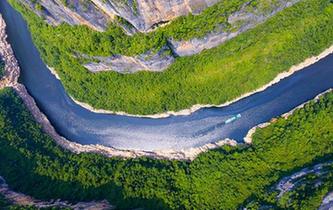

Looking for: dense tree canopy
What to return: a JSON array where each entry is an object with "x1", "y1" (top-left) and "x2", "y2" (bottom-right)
[{"x1": 0, "y1": 88, "x2": 332, "y2": 209}]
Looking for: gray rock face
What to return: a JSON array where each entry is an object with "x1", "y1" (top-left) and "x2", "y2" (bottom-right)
[
  {"x1": 83, "y1": 47, "x2": 174, "y2": 73},
  {"x1": 16, "y1": 0, "x2": 301, "y2": 73},
  {"x1": 17, "y1": 0, "x2": 219, "y2": 32},
  {"x1": 128, "y1": 0, "x2": 219, "y2": 31},
  {"x1": 19, "y1": 0, "x2": 111, "y2": 31},
  {"x1": 169, "y1": 0, "x2": 301, "y2": 56}
]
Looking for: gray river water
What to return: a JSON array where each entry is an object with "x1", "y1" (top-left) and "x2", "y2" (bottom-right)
[{"x1": 1, "y1": 0, "x2": 333, "y2": 151}]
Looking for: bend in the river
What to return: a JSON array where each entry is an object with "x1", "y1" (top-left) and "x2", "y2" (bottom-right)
[{"x1": 1, "y1": 0, "x2": 333, "y2": 152}]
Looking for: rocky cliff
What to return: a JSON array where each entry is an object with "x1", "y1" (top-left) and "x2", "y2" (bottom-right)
[
  {"x1": 15, "y1": 0, "x2": 301, "y2": 73},
  {"x1": 18, "y1": 0, "x2": 219, "y2": 32},
  {"x1": 80, "y1": 0, "x2": 301, "y2": 73},
  {"x1": 82, "y1": 46, "x2": 174, "y2": 73}
]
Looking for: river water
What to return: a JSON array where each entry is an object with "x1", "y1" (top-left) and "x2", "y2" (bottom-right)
[{"x1": 1, "y1": 0, "x2": 333, "y2": 151}]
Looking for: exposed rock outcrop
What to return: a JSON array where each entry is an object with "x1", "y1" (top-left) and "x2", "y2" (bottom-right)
[
  {"x1": 17, "y1": 0, "x2": 220, "y2": 32},
  {"x1": 99, "y1": 0, "x2": 219, "y2": 32},
  {"x1": 15, "y1": 0, "x2": 301, "y2": 72},
  {"x1": 0, "y1": 15, "x2": 20, "y2": 88},
  {"x1": 19, "y1": 0, "x2": 111, "y2": 31},
  {"x1": 0, "y1": 176, "x2": 113, "y2": 209},
  {"x1": 170, "y1": 0, "x2": 300, "y2": 56},
  {"x1": 83, "y1": 46, "x2": 174, "y2": 73},
  {"x1": 77, "y1": 0, "x2": 301, "y2": 72}
]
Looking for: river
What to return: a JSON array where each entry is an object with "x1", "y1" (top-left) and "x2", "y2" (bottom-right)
[{"x1": 1, "y1": 0, "x2": 333, "y2": 151}]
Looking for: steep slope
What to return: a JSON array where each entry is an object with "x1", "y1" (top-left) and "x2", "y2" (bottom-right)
[{"x1": 19, "y1": 0, "x2": 220, "y2": 32}]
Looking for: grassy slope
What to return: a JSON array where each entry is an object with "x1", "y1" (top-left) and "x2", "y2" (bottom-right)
[
  {"x1": 0, "y1": 88, "x2": 332, "y2": 209},
  {"x1": 9, "y1": 0, "x2": 333, "y2": 114}
]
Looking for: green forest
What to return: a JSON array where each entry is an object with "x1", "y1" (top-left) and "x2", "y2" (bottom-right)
[
  {"x1": 0, "y1": 87, "x2": 332, "y2": 209},
  {"x1": 8, "y1": 0, "x2": 333, "y2": 114}
]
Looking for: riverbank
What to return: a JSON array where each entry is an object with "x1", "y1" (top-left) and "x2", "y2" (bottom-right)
[
  {"x1": 0, "y1": 13, "x2": 239, "y2": 160},
  {"x1": 1, "y1": 82, "x2": 333, "y2": 210},
  {"x1": 65, "y1": 44, "x2": 333, "y2": 119},
  {"x1": 243, "y1": 88, "x2": 333, "y2": 144},
  {"x1": 1, "y1": 11, "x2": 333, "y2": 160}
]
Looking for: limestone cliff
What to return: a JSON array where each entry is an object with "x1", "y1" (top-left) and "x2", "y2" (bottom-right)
[
  {"x1": 82, "y1": 46, "x2": 174, "y2": 73},
  {"x1": 14, "y1": 0, "x2": 301, "y2": 73},
  {"x1": 19, "y1": 0, "x2": 110, "y2": 31},
  {"x1": 18, "y1": 0, "x2": 219, "y2": 32},
  {"x1": 82, "y1": 0, "x2": 300, "y2": 73}
]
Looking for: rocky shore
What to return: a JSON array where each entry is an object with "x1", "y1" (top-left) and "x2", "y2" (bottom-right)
[{"x1": 0, "y1": 176, "x2": 112, "y2": 209}]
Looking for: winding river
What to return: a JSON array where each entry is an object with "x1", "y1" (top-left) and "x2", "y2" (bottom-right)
[{"x1": 1, "y1": 0, "x2": 333, "y2": 152}]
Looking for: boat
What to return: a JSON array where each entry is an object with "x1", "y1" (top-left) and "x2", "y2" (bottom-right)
[{"x1": 224, "y1": 114, "x2": 242, "y2": 124}]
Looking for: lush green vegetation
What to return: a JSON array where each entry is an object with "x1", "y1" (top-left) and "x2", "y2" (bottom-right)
[
  {"x1": 0, "y1": 87, "x2": 333, "y2": 209},
  {"x1": 8, "y1": 0, "x2": 333, "y2": 114}
]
